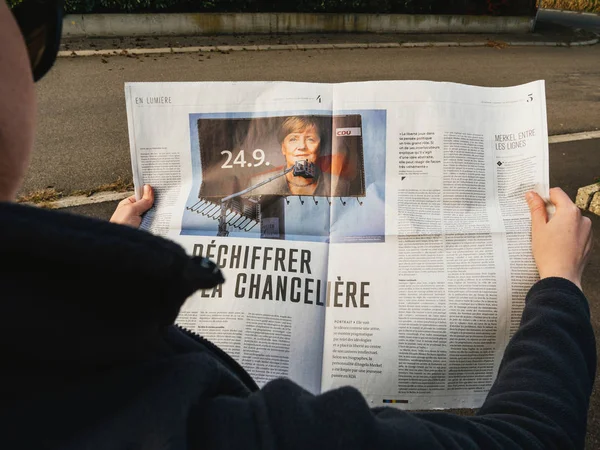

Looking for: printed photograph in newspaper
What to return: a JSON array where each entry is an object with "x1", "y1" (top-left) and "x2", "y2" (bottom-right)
[{"x1": 181, "y1": 110, "x2": 387, "y2": 243}]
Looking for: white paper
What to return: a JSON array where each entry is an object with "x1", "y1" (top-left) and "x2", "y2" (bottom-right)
[{"x1": 125, "y1": 80, "x2": 549, "y2": 408}]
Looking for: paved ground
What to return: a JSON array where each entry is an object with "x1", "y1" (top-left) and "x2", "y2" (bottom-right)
[{"x1": 538, "y1": 8, "x2": 600, "y2": 33}]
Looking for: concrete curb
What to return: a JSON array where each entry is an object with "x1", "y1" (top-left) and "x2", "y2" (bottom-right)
[
  {"x1": 576, "y1": 183, "x2": 600, "y2": 216},
  {"x1": 57, "y1": 35, "x2": 599, "y2": 57},
  {"x1": 62, "y1": 12, "x2": 534, "y2": 37},
  {"x1": 21, "y1": 191, "x2": 131, "y2": 209},
  {"x1": 548, "y1": 130, "x2": 600, "y2": 144}
]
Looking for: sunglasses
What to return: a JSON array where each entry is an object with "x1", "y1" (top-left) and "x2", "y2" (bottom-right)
[{"x1": 10, "y1": 0, "x2": 64, "y2": 82}]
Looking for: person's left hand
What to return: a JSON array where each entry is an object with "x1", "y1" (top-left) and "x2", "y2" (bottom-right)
[{"x1": 110, "y1": 184, "x2": 154, "y2": 228}]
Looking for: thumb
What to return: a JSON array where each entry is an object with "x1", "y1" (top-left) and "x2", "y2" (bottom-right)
[
  {"x1": 526, "y1": 191, "x2": 547, "y2": 231},
  {"x1": 130, "y1": 185, "x2": 154, "y2": 215}
]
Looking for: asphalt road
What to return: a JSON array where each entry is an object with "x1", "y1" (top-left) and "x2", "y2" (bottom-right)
[
  {"x1": 537, "y1": 8, "x2": 600, "y2": 33},
  {"x1": 24, "y1": 44, "x2": 600, "y2": 197}
]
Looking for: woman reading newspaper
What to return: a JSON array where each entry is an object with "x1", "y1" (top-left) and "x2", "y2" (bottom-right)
[{"x1": 1, "y1": 2, "x2": 595, "y2": 449}]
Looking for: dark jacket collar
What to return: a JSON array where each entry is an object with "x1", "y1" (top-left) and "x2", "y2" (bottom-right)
[{"x1": 0, "y1": 201, "x2": 223, "y2": 368}]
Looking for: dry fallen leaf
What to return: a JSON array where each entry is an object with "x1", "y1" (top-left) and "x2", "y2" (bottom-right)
[{"x1": 485, "y1": 40, "x2": 508, "y2": 49}]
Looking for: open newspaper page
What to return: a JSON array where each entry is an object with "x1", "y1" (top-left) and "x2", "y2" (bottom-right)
[
  {"x1": 125, "y1": 80, "x2": 549, "y2": 408},
  {"x1": 125, "y1": 82, "x2": 339, "y2": 394},
  {"x1": 321, "y1": 80, "x2": 548, "y2": 409}
]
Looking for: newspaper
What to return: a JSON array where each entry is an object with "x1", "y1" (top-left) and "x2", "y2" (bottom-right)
[{"x1": 125, "y1": 80, "x2": 549, "y2": 410}]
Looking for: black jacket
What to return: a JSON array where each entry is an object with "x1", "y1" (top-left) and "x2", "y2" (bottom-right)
[{"x1": 0, "y1": 202, "x2": 596, "y2": 449}]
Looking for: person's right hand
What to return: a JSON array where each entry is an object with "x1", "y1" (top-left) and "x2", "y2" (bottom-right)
[{"x1": 526, "y1": 187, "x2": 593, "y2": 290}]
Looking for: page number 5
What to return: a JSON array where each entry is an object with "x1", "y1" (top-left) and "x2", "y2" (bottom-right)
[{"x1": 527, "y1": 93, "x2": 533, "y2": 103}]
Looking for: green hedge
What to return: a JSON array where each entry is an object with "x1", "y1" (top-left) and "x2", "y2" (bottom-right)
[{"x1": 10, "y1": 0, "x2": 537, "y2": 15}]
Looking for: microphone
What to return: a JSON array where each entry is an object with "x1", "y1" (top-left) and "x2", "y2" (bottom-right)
[{"x1": 292, "y1": 160, "x2": 316, "y2": 179}]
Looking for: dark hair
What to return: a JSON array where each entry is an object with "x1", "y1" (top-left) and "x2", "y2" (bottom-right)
[{"x1": 277, "y1": 116, "x2": 322, "y2": 144}]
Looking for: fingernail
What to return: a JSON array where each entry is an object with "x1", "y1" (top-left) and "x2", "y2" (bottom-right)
[
  {"x1": 143, "y1": 184, "x2": 150, "y2": 193},
  {"x1": 525, "y1": 191, "x2": 534, "y2": 202}
]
